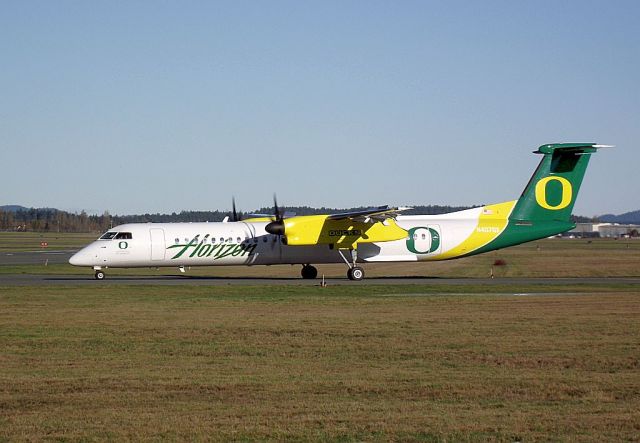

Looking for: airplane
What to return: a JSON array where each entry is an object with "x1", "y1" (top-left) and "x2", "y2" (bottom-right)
[{"x1": 69, "y1": 143, "x2": 609, "y2": 281}]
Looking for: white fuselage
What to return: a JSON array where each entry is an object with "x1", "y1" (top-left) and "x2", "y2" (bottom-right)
[{"x1": 69, "y1": 206, "x2": 498, "y2": 269}]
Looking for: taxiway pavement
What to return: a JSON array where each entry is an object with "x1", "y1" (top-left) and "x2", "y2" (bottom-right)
[
  {"x1": 2, "y1": 250, "x2": 639, "y2": 287},
  {"x1": 1, "y1": 274, "x2": 639, "y2": 287},
  {"x1": 0, "y1": 250, "x2": 74, "y2": 265}
]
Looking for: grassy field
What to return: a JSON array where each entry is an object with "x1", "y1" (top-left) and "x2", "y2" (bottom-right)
[
  {"x1": 1, "y1": 232, "x2": 639, "y2": 440},
  {"x1": 0, "y1": 284, "x2": 639, "y2": 441}
]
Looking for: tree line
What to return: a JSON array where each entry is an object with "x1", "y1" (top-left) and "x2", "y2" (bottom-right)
[
  {"x1": 0, "y1": 206, "x2": 598, "y2": 233},
  {"x1": 0, "y1": 208, "x2": 113, "y2": 233}
]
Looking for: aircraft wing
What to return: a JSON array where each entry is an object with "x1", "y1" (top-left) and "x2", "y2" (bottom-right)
[{"x1": 326, "y1": 206, "x2": 412, "y2": 223}]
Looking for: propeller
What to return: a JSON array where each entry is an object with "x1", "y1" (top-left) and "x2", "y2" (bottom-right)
[
  {"x1": 231, "y1": 197, "x2": 238, "y2": 221},
  {"x1": 231, "y1": 197, "x2": 242, "y2": 221},
  {"x1": 264, "y1": 194, "x2": 287, "y2": 258},
  {"x1": 265, "y1": 194, "x2": 285, "y2": 236}
]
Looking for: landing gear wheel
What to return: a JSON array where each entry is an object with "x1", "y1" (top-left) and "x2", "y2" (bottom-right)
[
  {"x1": 301, "y1": 265, "x2": 318, "y2": 279},
  {"x1": 347, "y1": 266, "x2": 364, "y2": 281},
  {"x1": 94, "y1": 270, "x2": 105, "y2": 280}
]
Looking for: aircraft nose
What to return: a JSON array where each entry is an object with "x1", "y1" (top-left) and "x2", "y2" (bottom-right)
[{"x1": 69, "y1": 248, "x2": 93, "y2": 266}]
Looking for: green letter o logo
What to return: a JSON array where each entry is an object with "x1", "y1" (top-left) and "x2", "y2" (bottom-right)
[
  {"x1": 118, "y1": 241, "x2": 128, "y2": 249},
  {"x1": 535, "y1": 176, "x2": 572, "y2": 210},
  {"x1": 406, "y1": 227, "x2": 440, "y2": 254}
]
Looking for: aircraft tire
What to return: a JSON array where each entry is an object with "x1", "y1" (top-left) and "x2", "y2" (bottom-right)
[
  {"x1": 301, "y1": 265, "x2": 318, "y2": 279},
  {"x1": 94, "y1": 271, "x2": 105, "y2": 280},
  {"x1": 347, "y1": 267, "x2": 364, "y2": 281}
]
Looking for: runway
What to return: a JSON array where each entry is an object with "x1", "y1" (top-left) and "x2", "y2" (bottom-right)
[
  {"x1": 0, "y1": 250, "x2": 74, "y2": 265},
  {"x1": 1, "y1": 273, "x2": 639, "y2": 287},
  {"x1": 2, "y1": 250, "x2": 639, "y2": 287}
]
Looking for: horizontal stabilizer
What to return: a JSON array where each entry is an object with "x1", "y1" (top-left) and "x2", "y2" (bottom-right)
[{"x1": 534, "y1": 143, "x2": 614, "y2": 154}]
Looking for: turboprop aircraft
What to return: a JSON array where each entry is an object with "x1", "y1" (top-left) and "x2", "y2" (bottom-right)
[{"x1": 70, "y1": 143, "x2": 609, "y2": 281}]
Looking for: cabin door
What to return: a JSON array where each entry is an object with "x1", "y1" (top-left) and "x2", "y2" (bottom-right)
[{"x1": 150, "y1": 228, "x2": 166, "y2": 261}]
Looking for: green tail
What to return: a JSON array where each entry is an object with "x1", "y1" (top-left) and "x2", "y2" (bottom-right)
[
  {"x1": 510, "y1": 143, "x2": 600, "y2": 223},
  {"x1": 474, "y1": 143, "x2": 606, "y2": 255}
]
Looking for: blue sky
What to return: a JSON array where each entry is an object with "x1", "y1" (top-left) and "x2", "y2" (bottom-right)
[{"x1": 1, "y1": 1, "x2": 638, "y2": 216}]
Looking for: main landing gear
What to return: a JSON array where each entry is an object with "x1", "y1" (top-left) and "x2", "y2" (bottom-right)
[
  {"x1": 338, "y1": 248, "x2": 365, "y2": 281},
  {"x1": 301, "y1": 264, "x2": 318, "y2": 279}
]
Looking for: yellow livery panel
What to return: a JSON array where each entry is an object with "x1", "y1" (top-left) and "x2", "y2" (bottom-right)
[{"x1": 283, "y1": 216, "x2": 407, "y2": 248}]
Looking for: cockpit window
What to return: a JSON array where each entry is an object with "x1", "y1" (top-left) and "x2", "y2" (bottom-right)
[
  {"x1": 99, "y1": 232, "x2": 117, "y2": 240},
  {"x1": 115, "y1": 232, "x2": 132, "y2": 239}
]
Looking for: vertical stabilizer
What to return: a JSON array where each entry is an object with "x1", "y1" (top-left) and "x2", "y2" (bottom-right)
[{"x1": 510, "y1": 143, "x2": 607, "y2": 222}]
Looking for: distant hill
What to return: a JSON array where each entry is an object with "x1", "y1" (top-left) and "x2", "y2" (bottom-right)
[
  {"x1": 0, "y1": 205, "x2": 28, "y2": 212},
  {"x1": 1, "y1": 205, "x2": 60, "y2": 213},
  {"x1": 599, "y1": 210, "x2": 640, "y2": 224}
]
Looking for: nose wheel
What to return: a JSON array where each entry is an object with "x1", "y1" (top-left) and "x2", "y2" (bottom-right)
[
  {"x1": 301, "y1": 264, "x2": 318, "y2": 279},
  {"x1": 337, "y1": 248, "x2": 365, "y2": 281},
  {"x1": 347, "y1": 266, "x2": 364, "y2": 281},
  {"x1": 94, "y1": 270, "x2": 105, "y2": 280}
]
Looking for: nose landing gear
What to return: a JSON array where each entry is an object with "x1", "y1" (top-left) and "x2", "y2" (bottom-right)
[
  {"x1": 94, "y1": 270, "x2": 105, "y2": 280},
  {"x1": 337, "y1": 248, "x2": 365, "y2": 281}
]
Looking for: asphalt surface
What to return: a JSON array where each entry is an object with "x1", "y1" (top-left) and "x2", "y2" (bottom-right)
[
  {"x1": 1, "y1": 251, "x2": 639, "y2": 287},
  {"x1": 0, "y1": 250, "x2": 74, "y2": 265},
  {"x1": 1, "y1": 273, "x2": 639, "y2": 287}
]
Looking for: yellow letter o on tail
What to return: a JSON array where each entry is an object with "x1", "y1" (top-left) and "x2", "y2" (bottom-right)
[{"x1": 535, "y1": 177, "x2": 573, "y2": 210}]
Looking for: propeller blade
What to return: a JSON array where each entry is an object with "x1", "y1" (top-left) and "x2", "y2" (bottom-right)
[
  {"x1": 273, "y1": 194, "x2": 282, "y2": 221},
  {"x1": 232, "y1": 197, "x2": 238, "y2": 222}
]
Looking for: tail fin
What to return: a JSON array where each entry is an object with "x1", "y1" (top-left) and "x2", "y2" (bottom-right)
[{"x1": 510, "y1": 143, "x2": 610, "y2": 223}]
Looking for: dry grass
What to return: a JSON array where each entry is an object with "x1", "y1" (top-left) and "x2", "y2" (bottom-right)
[{"x1": 1, "y1": 285, "x2": 639, "y2": 441}]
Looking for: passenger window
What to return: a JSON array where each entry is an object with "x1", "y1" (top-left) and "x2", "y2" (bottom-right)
[
  {"x1": 227, "y1": 237, "x2": 232, "y2": 243},
  {"x1": 220, "y1": 237, "x2": 224, "y2": 243},
  {"x1": 99, "y1": 232, "x2": 117, "y2": 240},
  {"x1": 211, "y1": 238, "x2": 216, "y2": 243},
  {"x1": 421, "y1": 233, "x2": 426, "y2": 240},
  {"x1": 175, "y1": 238, "x2": 179, "y2": 244},
  {"x1": 115, "y1": 232, "x2": 132, "y2": 239},
  {"x1": 236, "y1": 237, "x2": 241, "y2": 243}
]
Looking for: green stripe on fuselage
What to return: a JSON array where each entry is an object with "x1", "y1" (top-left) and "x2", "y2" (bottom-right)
[{"x1": 469, "y1": 219, "x2": 575, "y2": 256}]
